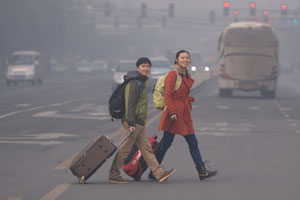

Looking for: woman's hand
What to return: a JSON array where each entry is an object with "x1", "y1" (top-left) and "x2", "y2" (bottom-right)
[{"x1": 170, "y1": 114, "x2": 177, "y2": 121}]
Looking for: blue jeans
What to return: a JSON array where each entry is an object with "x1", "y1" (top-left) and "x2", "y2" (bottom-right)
[{"x1": 155, "y1": 131, "x2": 203, "y2": 166}]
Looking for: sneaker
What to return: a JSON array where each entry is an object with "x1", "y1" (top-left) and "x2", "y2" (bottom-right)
[
  {"x1": 158, "y1": 169, "x2": 175, "y2": 183},
  {"x1": 109, "y1": 176, "x2": 129, "y2": 184}
]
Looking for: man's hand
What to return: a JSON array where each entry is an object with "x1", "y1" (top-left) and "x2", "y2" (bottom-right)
[{"x1": 129, "y1": 126, "x2": 136, "y2": 133}]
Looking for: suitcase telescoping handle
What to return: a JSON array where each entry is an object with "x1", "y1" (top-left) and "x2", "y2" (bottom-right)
[{"x1": 117, "y1": 130, "x2": 134, "y2": 148}]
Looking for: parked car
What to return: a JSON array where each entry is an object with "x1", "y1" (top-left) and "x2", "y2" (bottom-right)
[{"x1": 112, "y1": 60, "x2": 136, "y2": 90}]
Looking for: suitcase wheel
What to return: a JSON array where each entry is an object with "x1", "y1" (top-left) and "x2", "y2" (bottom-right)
[{"x1": 79, "y1": 176, "x2": 86, "y2": 184}]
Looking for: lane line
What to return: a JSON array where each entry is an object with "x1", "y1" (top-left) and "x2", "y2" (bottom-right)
[
  {"x1": 40, "y1": 184, "x2": 70, "y2": 200},
  {"x1": 54, "y1": 153, "x2": 79, "y2": 170},
  {"x1": 0, "y1": 100, "x2": 73, "y2": 120},
  {"x1": 0, "y1": 141, "x2": 63, "y2": 145},
  {"x1": 7, "y1": 198, "x2": 22, "y2": 200}
]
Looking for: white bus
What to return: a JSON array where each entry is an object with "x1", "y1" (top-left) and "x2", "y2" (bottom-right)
[{"x1": 218, "y1": 22, "x2": 279, "y2": 98}]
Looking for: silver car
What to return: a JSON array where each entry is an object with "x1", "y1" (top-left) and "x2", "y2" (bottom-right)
[
  {"x1": 148, "y1": 57, "x2": 172, "y2": 91},
  {"x1": 112, "y1": 60, "x2": 136, "y2": 90}
]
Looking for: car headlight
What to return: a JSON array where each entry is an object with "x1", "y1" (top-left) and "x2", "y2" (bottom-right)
[
  {"x1": 191, "y1": 66, "x2": 197, "y2": 71},
  {"x1": 204, "y1": 66, "x2": 210, "y2": 72}
]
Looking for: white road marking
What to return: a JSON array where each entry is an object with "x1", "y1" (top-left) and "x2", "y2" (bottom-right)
[
  {"x1": 295, "y1": 130, "x2": 300, "y2": 134},
  {"x1": 218, "y1": 127, "x2": 228, "y2": 131},
  {"x1": 0, "y1": 100, "x2": 73, "y2": 119},
  {"x1": 0, "y1": 141, "x2": 63, "y2": 145},
  {"x1": 215, "y1": 122, "x2": 228, "y2": 126},
  {"x1": 33, "y1": 111, "x2": 111, "y2": 120},
  {"x1": 283, "y1": 114, "x2": 290, "y2": 118},
  {"x1": 249, "y1": 106, "x2": 260, "y2": 110},
  {"x1": 217, "y1": 105, "x2": 229, "y2": 109},
  {"x1": 279, "y1": 107, "x2": 291, "y2": 111},
  {"x1": 290, "y1": 123, "x2": 298, "y2": 127},
  {"x1": 16, "y1": 104, "x2": 30, "y2": 107},
  {"x1": 195, "y1": 122, "x2": 252, "y2": 136},
  {"x1": 24, "y1": 133, "x2": 77, "y2": 139},
  {"x1": 0, "y1": 133, "x2": 77, "y2": 145},
  {"x1": 47, "y1": 100, "x2": 73, "y2": 107}
]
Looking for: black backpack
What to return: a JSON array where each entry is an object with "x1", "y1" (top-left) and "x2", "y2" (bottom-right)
[{"x1": 109, "y1": 78, "x2": 142, "y2": 120}]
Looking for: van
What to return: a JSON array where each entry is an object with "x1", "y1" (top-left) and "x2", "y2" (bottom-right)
[
  {"x1": 6, "y1": 51, "x2": 45, "y2": 85},
  {"x1": 218, "y1": 22, "x2": 279, "y2": 98}
]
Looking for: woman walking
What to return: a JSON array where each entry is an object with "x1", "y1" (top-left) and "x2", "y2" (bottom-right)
[{"x1": 150, "y1": 50, "x2": 218, "y2": 180}]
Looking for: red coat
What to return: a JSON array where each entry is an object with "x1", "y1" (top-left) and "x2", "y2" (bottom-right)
[{"x1": 158, "y1": 70, "x2": 195, "y2": 136}]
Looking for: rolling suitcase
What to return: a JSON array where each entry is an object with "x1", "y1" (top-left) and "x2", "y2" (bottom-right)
[{"x1": 70, "y1": 132, "x2": 132, "y2": 184}]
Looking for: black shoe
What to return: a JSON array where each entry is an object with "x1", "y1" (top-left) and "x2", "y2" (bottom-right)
[{"x1": 196, "y1": 162, "x2": 218, "y2": 181}]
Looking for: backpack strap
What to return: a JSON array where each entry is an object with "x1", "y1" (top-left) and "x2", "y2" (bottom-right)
[
  {"x1": 167, "y1": 70, "x2": 181, "y2": 91},
  {"x1": 135, "y1": 79, "x2": 143, "y2": 97}
]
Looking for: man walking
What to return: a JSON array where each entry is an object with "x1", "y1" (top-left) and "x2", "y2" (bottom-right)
[{"x1": 109, "y1": 57, "x2": 175, "y2": 184}]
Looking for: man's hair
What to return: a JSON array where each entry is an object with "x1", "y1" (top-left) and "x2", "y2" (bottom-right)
[{"x1": 136, "y1": 57, "x2": 152, "y2": 67}]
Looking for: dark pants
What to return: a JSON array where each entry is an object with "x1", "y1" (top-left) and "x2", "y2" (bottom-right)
[{"x1": 155, "y1": 131, "x2": 203, "y2": 166}]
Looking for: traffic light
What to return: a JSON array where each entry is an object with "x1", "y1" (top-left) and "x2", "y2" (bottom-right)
[
  {"x1": 281, "y1": 4, "x2": 288, "y2": 15},
  {"x1": 263, "y1": 10, "x2": 269, "y2": 23},
  {"x1": 141, "y1": 3, "x2": 147, "y2": 18},
  {"x1": 249, "y1": 2, "x2": 256, "y2": 16},
  {"x1": 168, "y1": 3, "x2": 175, "y2": 18},
  {"x1": 292, "y1": 18, "x2": 299, "y2": 24},
  {"x1": 233, "y1": 10, "x2": 239, "y2": 16},
  {"x1": 223, "y1": 1, "x2": 230, "y2": 16},
  {"x1": 104, "y1": 2, "x2": 110, "y2": 17},
  {"x1": 209, "y1": 10, "x2": 216, "y2": 24},
  {"x1": 233, "y1": 10, "x2": 239, "y2": 22}
]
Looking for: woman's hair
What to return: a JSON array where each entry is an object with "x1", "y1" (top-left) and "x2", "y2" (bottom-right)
[{"x1": 174, "y1": 50, "x2": 190, "y2": 64}]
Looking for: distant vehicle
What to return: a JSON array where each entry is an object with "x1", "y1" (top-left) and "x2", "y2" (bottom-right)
[
  {"x1": 49, "y1": 59, "x2": 70, "y2": 73},
  {"x1": 76, "y1": 60, "x2": 94, "y2": 74},
  {"x1": 93, "y1": 60, "x2": 109, "y2": 72},
  {"x1": 112, "y1": 60, "x2": 136, "y2": 90},
  {"x1": 148, "y1": 57, "x2": 172, "y2": 91},
  {"x1": 6, "y1": 51, "x2": 45, "y2": 85},
  {"x1": 279, "y1": 61, "x2": 295, "y2": 73},
  {"x1": 218, "y1": 22, "x2": 279, "y2": 98}
]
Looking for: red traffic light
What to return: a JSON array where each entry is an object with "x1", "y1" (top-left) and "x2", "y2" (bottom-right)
[
  {"x1": 224, "y1": 1, "x2": 230, "y2": 8},
  {"x1": 250, "y1": 3, "x2": 256, "y2": 8},
  {"x1": 233, "y1": 10, "x2": 239, "y2": 15},
  {"x1": 263, "y1": 10, "x2": 269, "y2": 16},
  {"x1": 281, "y1": 4, "x2": 287, "y2": 10}
]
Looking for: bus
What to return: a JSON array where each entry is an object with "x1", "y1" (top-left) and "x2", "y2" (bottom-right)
[{"x1": 218, "y1": 22, "x2": 279, "y2": 98}]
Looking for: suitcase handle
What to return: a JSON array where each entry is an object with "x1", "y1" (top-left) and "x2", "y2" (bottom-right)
[{"x1": 117, "y1": 130, "x2": 134, "y2": 148}]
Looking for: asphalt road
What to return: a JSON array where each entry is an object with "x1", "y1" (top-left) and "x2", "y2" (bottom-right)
[{"x1": 0, "y1": 71, "x2": 299, "y2": 200}]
